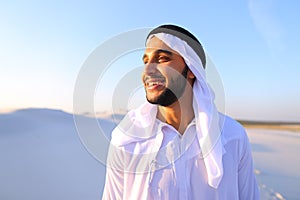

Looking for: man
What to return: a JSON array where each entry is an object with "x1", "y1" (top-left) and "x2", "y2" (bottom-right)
[{"x1": 102, "y1": 24, "x2": 260, "y2": 199}]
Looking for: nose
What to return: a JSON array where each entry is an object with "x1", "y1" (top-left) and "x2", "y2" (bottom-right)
[{"x1": 143, "y1": 62, "x2": 158, "y2": 76}]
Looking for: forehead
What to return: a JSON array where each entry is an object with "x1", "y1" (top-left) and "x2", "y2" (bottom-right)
[{"x1": 144, "y1": 36, "x2": 180, "y2": 56}]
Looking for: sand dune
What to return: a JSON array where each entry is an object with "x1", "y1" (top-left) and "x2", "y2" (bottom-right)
[
  {"x1": 247, "y1": 128, "x2": 300, "y2": 200},
  {"x1": 0, "y1": 109, "x2": 109, "y2": 200},
  {"x1": 0, "y1": 109, "x2": 299, "y2": 199}
]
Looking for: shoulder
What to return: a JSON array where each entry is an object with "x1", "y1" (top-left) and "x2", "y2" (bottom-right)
[
  {"x1": 220, "y1": 114, "x2": 252, "y2": 159},
  {"x1": 220, "y1": 114, "x2": 248, "y2": 145}
]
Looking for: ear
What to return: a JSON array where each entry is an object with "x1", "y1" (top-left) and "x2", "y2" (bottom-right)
[{"x1": 187, "y1": 69, "x2": 195, "y2": 79}]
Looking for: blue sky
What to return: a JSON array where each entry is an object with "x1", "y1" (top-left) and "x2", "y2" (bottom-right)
[{"x1": 0, "y1": 1, "x2": 299, "y2": 122}]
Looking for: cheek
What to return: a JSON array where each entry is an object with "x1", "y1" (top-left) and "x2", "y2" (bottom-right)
[
  {"x1": 156, "y1": 64, "x2": 174, "y2": 75},
  {"x1": 162, "y1": 68, "x2": 178, "y2": 80}
]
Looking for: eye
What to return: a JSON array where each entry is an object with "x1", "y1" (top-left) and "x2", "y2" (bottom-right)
[{"x1": 158, "y1": 56, "x2": 170, "y2": 63}]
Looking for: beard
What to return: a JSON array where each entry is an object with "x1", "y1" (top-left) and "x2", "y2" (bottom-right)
[{"x1": 146, "y1": 65, "x2": 189, "y2": 107}]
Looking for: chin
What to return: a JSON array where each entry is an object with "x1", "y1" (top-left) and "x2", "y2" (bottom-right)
[{"x1": 146, "y1": 96, "x2": 159, "y2": 105}]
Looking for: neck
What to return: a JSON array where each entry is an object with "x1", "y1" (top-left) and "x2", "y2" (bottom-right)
[{"x1": 157, "y1": 90, "x2": 194, "y2": 135}]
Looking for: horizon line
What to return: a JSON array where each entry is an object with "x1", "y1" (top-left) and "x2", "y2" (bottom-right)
[{"x1": 1, "y1": 106, "x2": 300, "y2": 124}]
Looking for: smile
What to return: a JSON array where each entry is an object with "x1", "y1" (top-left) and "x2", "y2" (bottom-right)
[{"x1": 144, "y1": 77, "x2": 166, "y2": 90}]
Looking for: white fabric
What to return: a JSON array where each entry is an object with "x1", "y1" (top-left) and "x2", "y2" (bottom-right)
[
  {"x1": 147, "y1": 33, "x2": 224, "y2": 188},
  {"x1": 102, "y1": 112, "x2": 260, "y2": 199},
  {"x1": 102, "y1": 32, "x2": 259, "y2": 199}
]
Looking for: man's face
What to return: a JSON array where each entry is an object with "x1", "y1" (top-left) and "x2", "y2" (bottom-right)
[{"x1": 142, "y1": 36, "x2": 189, "y2": 107}]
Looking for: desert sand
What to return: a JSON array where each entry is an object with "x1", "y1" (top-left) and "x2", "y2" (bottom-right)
[
  {"x1": 247, "y1": 128, "x2": 300, "y2": 200},
  {"x1": 0, "y1": 109, "x2": 299, "y2": 199}
]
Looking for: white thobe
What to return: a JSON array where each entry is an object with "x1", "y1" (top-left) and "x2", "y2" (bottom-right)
[{"x1": 102, "y1": 115, "x2": 260, "y2": 200}]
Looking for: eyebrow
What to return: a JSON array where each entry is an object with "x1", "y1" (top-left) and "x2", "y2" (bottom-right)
[{"x1": 142, "y1": 49, "x2": 173, "y2": 61}]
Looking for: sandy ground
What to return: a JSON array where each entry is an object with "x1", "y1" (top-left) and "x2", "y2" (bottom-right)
[
  {"x1": 1, "y1": 109, "x2": 299, "y2": 199},
  {"x1": 247, "y1": 128, "x2": 300, "y2": 200}
]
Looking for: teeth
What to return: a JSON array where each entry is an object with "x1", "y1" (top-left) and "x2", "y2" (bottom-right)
[
  {"x1": 147, "y1": 81, "x2": 165, "y2": 87},
  {"x1": 150, "y1": 82, "x2": 158, "y2": 86}
]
